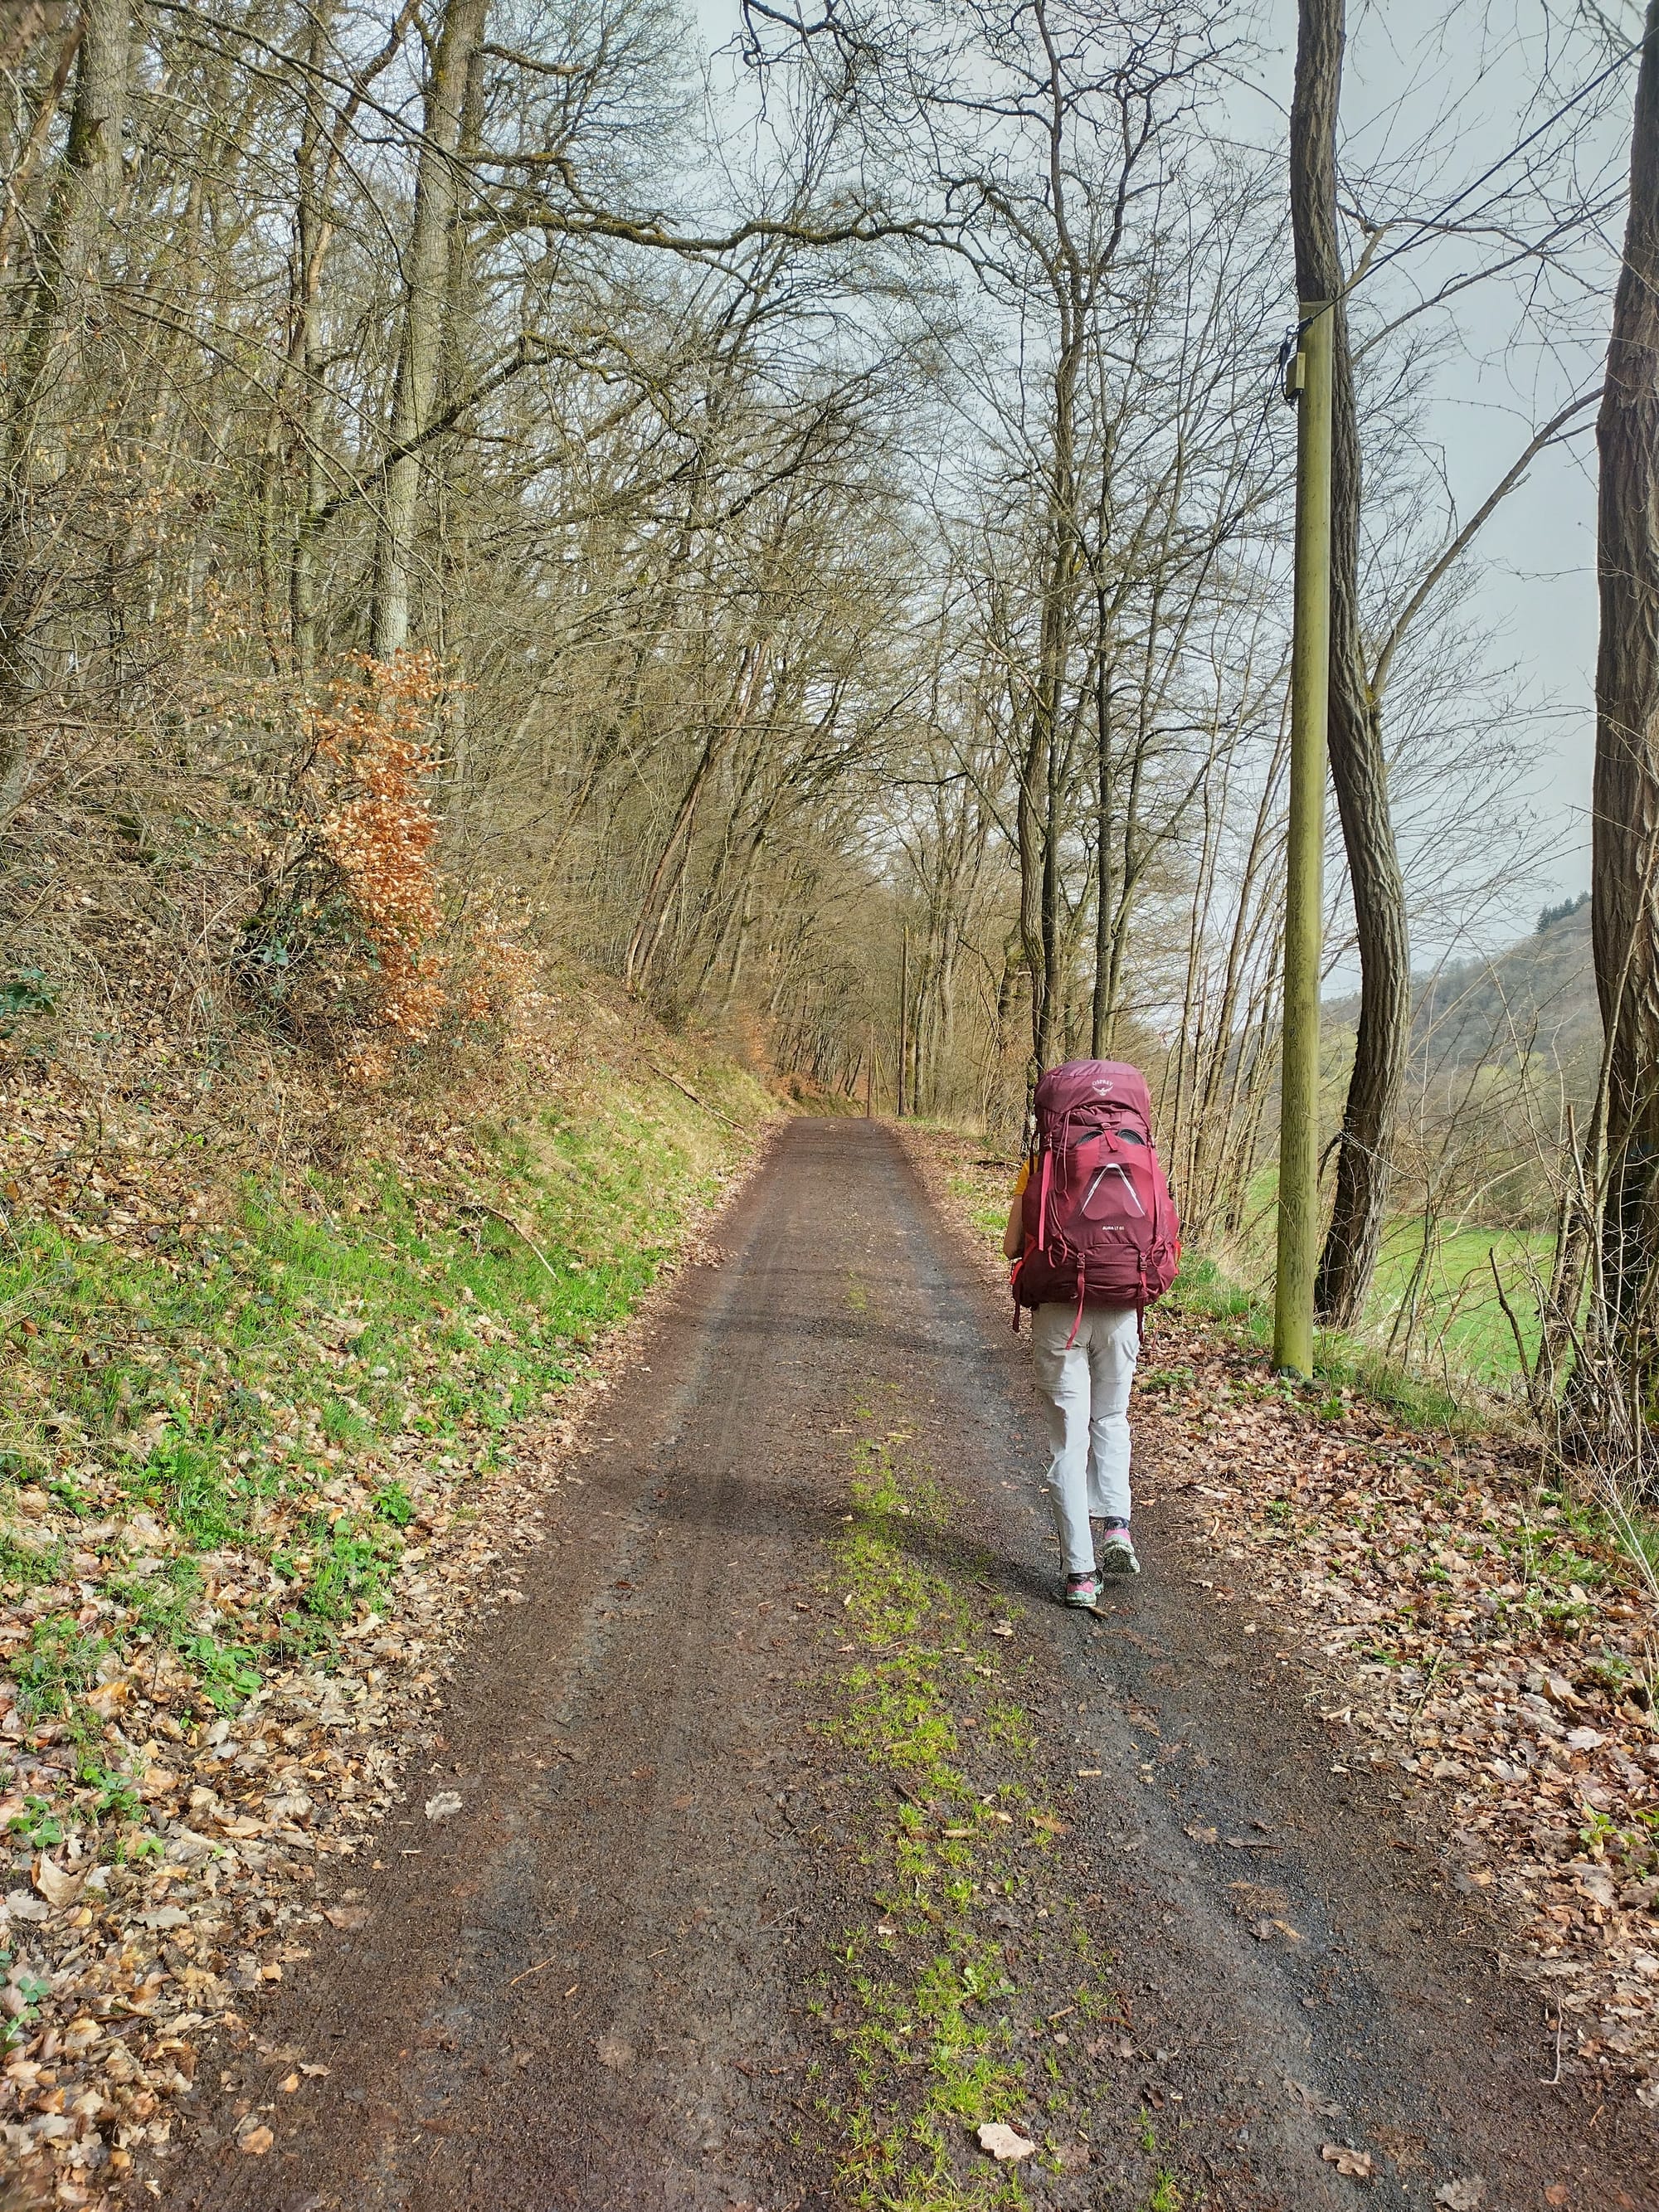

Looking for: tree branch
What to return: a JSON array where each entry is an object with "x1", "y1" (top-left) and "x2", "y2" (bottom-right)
[{"x1": 1370, "y1": 386, "x2": 1602, "y2": 703}]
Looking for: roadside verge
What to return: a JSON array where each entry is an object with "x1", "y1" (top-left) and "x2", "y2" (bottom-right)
[
  {"x1": 0, "y1": 988, "x2": 774, "y2": 2205},
  {"x1": 904, "y1": 1126, "x2": 1659, "y2": 2121}
]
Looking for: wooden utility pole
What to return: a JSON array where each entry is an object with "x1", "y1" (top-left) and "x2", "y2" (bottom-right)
[
  {"x1": 1274, "y1": 301, "x2": 1333, "y2": 1375},
  {"x1": 898, "y1": 926, "x2": 910, "y2": 1118}
]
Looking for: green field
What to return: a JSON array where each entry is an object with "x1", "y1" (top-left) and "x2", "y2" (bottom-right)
[
  {"x1": 1364, "y1": 1218, "x2": 1552, "y2": 1384},
  {"x1": 1221, "y1": 1160, "x2": 1554, "y2": 1391}
]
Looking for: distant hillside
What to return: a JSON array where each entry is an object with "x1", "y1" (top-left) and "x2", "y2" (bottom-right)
[{"x1": 1326, "y1": 899, "x2": 1599, "y2": 1088}]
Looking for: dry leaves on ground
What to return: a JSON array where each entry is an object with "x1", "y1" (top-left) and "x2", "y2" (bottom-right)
[
  {"x1": 1135, "y1": 1313, "x2": 1659, "y2": 2108},
  {"x1": 0, "y1": 1427, "x2": 599, "y2": 2203},
  {"x1": 1322, "y1": 2142, "x2": 1375, "y2": 2178},
  {"x1": 0, "y1": 1463, "x2": 573, "y2": 2205}
]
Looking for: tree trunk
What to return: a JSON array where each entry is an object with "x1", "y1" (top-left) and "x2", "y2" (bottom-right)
[
  {"x1": 1588, "y1": 0, "x2": 1659, "y2": 1362},
  {"x1": 0, "y1": 13, "x2": 83, "y2": 273},
  {"x1": 0, "y1": 0, "x2": 134, "y2": 815},
  {"x1": 369, "y1": 0, "x2": 488, "y2": 661},
  {"x1": 435, "y1": 27, "x2": 487, "y2": 798},
  {"x1": 1289, "y1": 0, "x2": 1412, "y2": 1330},
  {"x1": 288, "y1": 5, "x2": 331, "y2": 688}
]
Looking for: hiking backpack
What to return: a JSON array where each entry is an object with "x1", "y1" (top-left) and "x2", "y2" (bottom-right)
[{"x1": 1010, "y1": 1058, "x2": 1180, "y2": 1338}]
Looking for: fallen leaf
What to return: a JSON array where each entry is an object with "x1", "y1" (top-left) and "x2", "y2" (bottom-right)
[
  {"x1": 1545, "y1": 2190, "x2": 1569, "y2": 2207},
  {"x1": 237, "y1": 2122, "x2": 275, "y2": 2156},
  {"x1": 1285, "y1": 2078, "x2": 1341, "y2": 2119},
  {"x1": 1184, "y1": 1823, "x2": 1219, "y2": 1844},
  {"x1": 1569, "y1": 1864, "x2": 1616, "y2": 1909},
  {"x1": 280, "y1": 2073, "x2": 300, "y2": 2093},
  {"x1": 1433, "y1": 2182, "x2": 1487, "y2": 2210},
  {"x1": 1321, "y1": 2144, "x2": 1374, "y2": 2180},
  {"x1": 32, "y1": 1857, "x2": 82, "y2": 1911},
  {"x1": 976, "y1": 2122, "x2": 1035, "y2": 2162},
  {"x1": 424, "y1": 1790, "x2": 463, "y2": 1822},
  {"x1": 596, "y1": 2032, "x2": 635, "y2": 2071},
  {"x1": 1370, "y1": 2125, "x2": 1428, "y2": 2174},
  {"x1": 990, "y1": 1622, "x2": 1014, "y2": 1637},
  {"x1": 323, "y1": 1903, "x2": 371, "y2": 1932}
]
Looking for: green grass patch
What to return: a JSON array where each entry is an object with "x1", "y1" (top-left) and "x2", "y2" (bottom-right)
[
  {"x1": 946, "y1": 1168, "x2": 1015, "y2": 1253},
  {"x1": 0, "y1": 1057, "x2": 766, "y2": 1789},
  {"x1": 818, "y1": 1419, "x2": 1126, "y2": 2208},
  {"x1": 1365, "y1": 1218, "x2": 1552, "y2": 1383},
  {"x1": 1160, "y1": 1252, "x2": 1482, "y2": 1433}
]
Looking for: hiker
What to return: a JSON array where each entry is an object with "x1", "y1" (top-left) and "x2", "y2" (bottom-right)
[{"x1": 1002, "y1": 1059, "x2": 1180, "y2": 1607}]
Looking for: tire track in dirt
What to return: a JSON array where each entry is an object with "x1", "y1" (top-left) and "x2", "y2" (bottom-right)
[{"x1": 144, "y1": 1120, "x2": 1653, "y2": 2211}]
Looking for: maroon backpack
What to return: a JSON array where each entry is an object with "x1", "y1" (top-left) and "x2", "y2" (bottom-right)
[{"x1": 1011, "y1": 1059, "x2": 1180, "y2": 1339}]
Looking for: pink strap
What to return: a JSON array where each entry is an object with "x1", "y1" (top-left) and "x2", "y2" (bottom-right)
[
  {"x1": 1036, "y1": 1149, "x2": 1053, "y2": 1250},
  {"x1": 1065, "y1": 1271, "x2": 1086, "y2": 1350}
]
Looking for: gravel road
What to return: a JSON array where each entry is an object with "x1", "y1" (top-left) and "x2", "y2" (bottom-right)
[{"x1": 148, "y1": 1119, "x2": 1655, "y2": 2211}]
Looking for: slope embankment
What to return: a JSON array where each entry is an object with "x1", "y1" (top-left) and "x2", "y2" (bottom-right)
[{"x1": 0, "y1": 982, "x2": 774, "y2": 2206}]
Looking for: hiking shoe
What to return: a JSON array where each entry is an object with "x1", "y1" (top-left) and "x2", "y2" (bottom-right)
[
  {"x1": 1063, "y1": 1570, "x2": 1100, "y2": 1607},
  {"x1": 1098, "y1": 1530, "x2": 1141, "y2": 1576}
]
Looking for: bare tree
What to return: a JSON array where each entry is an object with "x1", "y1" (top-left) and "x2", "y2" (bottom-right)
[
  {"x1": 1586, "y1": 2, "x2": 1659, "y2": 1372},
  {"x1": 0, "y1": 0, "x2": 134, "y2": 814},
  {"x1": 370, "y1": 0, "x2": 489, "y2": 660}
]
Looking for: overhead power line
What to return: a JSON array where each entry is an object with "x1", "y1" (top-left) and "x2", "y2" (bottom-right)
[{"x1": 1345, "y1": 25, "x2": 1652, "y2": 307}]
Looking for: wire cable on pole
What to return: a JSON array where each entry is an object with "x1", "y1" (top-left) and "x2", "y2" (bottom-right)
[{"x1": 1314, "y1": 23, "x2": 1653, "y2": 326}]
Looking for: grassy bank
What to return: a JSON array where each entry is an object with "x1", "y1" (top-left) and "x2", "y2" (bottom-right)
[
  {"x1": 0, "y1": 994, "x2": 772, "y2": 2194},
  {"x1": 1365, "y1": 1218, "x2": 1552, "y2": 1383},
  {"x1": 0, "y1": 1035, "x2": 767, "y2": 1733}
]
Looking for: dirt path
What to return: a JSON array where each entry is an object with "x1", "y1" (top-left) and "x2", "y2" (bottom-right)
[{"x1": 146, "y1": 1121, "x2": 1653, "y2": 2211}]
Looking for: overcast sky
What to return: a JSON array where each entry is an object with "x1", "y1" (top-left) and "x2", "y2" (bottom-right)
[{"x1": 687, "y1": 1, "x2": 1632, "y2": 937}]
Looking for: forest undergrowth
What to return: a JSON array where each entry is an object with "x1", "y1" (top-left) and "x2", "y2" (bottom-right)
[
  {"x1": 913, "y1": 1133, "x2": 1659, "y2": 2117},
  {"x1": 0, "y1": 981, "x2": 771, "y2": 2206}
]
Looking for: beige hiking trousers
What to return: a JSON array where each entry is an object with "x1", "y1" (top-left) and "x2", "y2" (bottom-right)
[{"x1": 1029, "y1": 1301, "x2": 1139, "y2": 1576}]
